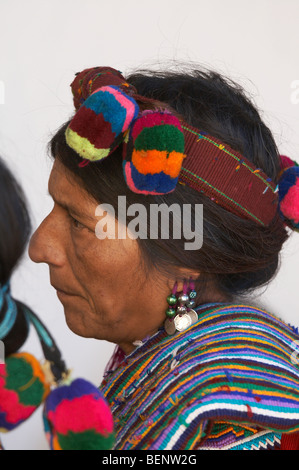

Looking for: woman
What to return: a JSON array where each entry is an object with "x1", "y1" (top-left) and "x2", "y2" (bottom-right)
[
  {"x1": 0, "y1": 157, "x2": 41, "y2": 450},
  {"x1": 0, "y1": 156, "x2": 114, "y2": 451},
  {"x1": 29, "y1": 66, "x2": 299, "y2": 450},
  {"x1": 0, "y1": 155, "x2": 67, "y2": 374},
  {"x1": 0, "y1": 156, "x2": 32, "y2": 357},
  {"x1": 0, "y1": 157, "x2": 67, "y2": 450}
]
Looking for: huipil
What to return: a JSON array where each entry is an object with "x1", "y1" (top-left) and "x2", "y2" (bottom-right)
[{"x1": 100, "y1": 303, "x2": 299, "y2": 450}]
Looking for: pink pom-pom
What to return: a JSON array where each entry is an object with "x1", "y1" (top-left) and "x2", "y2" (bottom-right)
[
  {"x1": 278, "y1": 163, "x2": 299, "y2": 230},
  {"x1": 0, "y1": 353, "x2": 49, "y2": 431},
  {"x1": 43, "y1": 378, "x2": 114, "y2": 450},
  {"x1": 280, "y1": 177, "x2": 299, "y2": 224}
]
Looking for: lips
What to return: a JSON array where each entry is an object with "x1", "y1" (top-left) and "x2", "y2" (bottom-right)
[
  {"x1": 56, "y1": 289, "x2": 75, "y2": 297},
  {"x1": 51, "y1": 283, "x2": 76, "y2": 297}
]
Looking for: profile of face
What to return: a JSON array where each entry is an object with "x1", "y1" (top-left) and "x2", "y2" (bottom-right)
[{"x1": 29, "y1": 159, "x2": 173, "y2": 354}]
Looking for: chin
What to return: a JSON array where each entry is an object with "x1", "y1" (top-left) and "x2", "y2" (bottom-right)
[
  {"x1": 58, "y1": 296, "x2": 94, "y2": 337},
  {"x1": 63, "y1": 308, "x2": 93, "y2": 338}
]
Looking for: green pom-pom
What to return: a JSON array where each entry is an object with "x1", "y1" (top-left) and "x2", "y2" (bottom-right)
[{"x1": 57, "y1": 430, "x2": 115, "y2": 451}]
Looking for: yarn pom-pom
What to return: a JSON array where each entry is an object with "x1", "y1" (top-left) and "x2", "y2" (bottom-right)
[
  {"x1": 280, "y1": 154, "x2": 297, "y2": 171},
  {"x1": 43, "y1": 378, "x2": 114, "y2": 450},
  {"x1": 70, "y1": 66, "x2": 137, "y2": 111},
  {"x1": 278, "y1": 162, "x2": 299, "y2": 231},
  {"x1": 123, "y1": 110, "x2": 186, "y2": 195},
  {"x1": 65, "y1": 85, "x2": 139, "y2": 162},
  {"x1": 0, "y1": 353, "x2": 50, "y2": 431}
]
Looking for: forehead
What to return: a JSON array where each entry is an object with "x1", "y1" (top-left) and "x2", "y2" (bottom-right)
[{"x1": 48, "y1": 158, "x2": 96, "y2": 212}]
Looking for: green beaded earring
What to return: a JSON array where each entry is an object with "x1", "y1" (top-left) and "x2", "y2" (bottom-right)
[
  {"x1": 165, "y1": 282, "x2": 178, "y2": 319},
  {"x1": 164, "y1": 279, "x2": 198, "y2": 336}
]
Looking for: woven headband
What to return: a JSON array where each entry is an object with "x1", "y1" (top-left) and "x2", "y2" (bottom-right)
[{"x1": 65, "y1": 66, "x2": 299, "y2": 230}]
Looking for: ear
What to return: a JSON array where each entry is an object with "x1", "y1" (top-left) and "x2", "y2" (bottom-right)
[{"x1": 166, "y1": 270, "x2": 201, "y2": 294}]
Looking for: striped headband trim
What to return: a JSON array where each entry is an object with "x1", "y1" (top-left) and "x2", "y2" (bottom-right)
[{"x1": 179, "y1": 124, "x2": 278, "y2": 226}]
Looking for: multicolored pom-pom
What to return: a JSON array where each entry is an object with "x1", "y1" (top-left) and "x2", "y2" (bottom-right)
[
  {"x1": 65, "y1": 67, "x2": 186, "y2": 196},
  {"x1": 43, "y1": 378, "x2": 114, "y2": 450},
  {"x1": 0, "y1": 353, "x2": 50, "y2": 431},
  {"x1": 278, "y1": 156, "x2": 299, "y2": 231},
  {"x1": 123, "y1": 110, "x2": 186, "y2": 195},
  {"x1": 70, "y1": 67, "x2": 137, "y2": 111},
  {"x1": 65, "y1": 85, "x2": 139, "y2": 162}
]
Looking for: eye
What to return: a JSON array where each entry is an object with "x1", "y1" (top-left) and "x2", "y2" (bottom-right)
[{"x1": 69, "y1": 214, "x2": 85, "y2": 230}]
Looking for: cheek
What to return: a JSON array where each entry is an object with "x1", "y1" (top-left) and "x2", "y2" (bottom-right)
[{"x1": 71, "y1": 234, "x2": 142, "y2": 305}]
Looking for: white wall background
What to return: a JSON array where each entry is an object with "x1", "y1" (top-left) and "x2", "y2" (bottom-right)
[{"x1": 0, "y1": 0, "x2": 298, "y2": 450}]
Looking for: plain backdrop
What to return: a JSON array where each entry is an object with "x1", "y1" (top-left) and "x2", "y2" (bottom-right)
[{"x1": 0, "y1": 0, "x2": 298, "y2": 450}]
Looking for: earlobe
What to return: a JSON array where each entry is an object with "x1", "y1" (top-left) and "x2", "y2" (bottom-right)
[
  {"x1": 164, "y1": 278, "x2": 199, "y2": 336},
  {"x1": 170, "y1": 270, "x2": 200, "y2": 293}
]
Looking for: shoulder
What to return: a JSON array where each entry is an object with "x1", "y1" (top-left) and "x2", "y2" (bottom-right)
[
  {"x1": 169, "y1": 303, "x2": 299, "y2": 440},
  {"x1": 102, "y1": 303, "x2": 299, "y2": 450},
  {"x1": 180, "y1": 303, "x2": 299, "y2": 397},
  {"x1": 196, "y1": 302, "x2": 298, "y2": 333},
  {"x1": 191, "y1": 302, "x2": 299, "y2": 360}
]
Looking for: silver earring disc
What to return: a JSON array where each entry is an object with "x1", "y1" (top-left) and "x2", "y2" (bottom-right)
[
  {"x1": 174, "y1": 313, "x2": 192, "y2": 332},
  {"x1": 174, "y1": 309, "x2": 198, "y2": 332},
  {"x1": 187, "y1": 309, "x2": 198, "y2": 324},
  {"x1": 164, "y1": 317, "x2": 177, "y2": 335}
]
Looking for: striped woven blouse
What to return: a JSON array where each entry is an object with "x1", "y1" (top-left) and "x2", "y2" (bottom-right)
[{"x1": 100, "y1": 303, "x2": 299, "y2": 450}]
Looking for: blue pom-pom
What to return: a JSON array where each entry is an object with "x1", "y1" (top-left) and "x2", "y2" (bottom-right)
[{"x1": 278, "y1": 166, "x2": 299, "y2": 230}]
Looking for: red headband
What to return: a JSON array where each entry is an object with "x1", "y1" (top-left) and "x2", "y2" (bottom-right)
[
  {"x1": 180, "y1": 124, "x2": 277, "y2": 226},
  {"x1": 65, "y1": 66, "x2": 299, "y2": 230}
]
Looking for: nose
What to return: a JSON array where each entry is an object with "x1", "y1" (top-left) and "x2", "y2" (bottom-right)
[{"x1": 28, "y1": 211, "x2": 66, "y2": 267}]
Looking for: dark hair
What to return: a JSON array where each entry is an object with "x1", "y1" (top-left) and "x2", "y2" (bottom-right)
[
  {"x1": 0, "y1": 157, "x2": 31, "y2": 354},
  {"x1": 49, "y1": 66, "x2": 288, "y2": 304},
  {"x1": 0, "y1": 158, "x2": 67, "y2": 376}
]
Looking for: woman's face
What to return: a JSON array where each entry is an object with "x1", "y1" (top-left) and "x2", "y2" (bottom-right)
[{"x1": 29, "y1": 159, "x2": 171, "y2": 354}]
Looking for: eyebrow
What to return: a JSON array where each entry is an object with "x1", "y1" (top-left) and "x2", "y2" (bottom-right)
[{"x1": 47, "y1": 189, "x2": 95, "y2": 223}]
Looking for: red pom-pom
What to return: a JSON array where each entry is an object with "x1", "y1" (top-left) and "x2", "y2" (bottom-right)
[
  {"x1": 43, "y1": 378, "x2": 114, "y2": 450},
  {"x1": 0, "y1": 353, "x2": 50, "y2": 431},
  {"x1": 278, "y1": 161, "x2": 299, "y2": 230},
  {"x1": 280, "y1": 155, "x2": 296, "y2": 171}
]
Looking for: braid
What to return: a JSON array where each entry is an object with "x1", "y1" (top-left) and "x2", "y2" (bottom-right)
[{"x1": 0, "y1": 284, "x2": 29, "y2": 356}]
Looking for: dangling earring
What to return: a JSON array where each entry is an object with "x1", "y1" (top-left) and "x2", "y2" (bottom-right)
[{"x1": 164, "y1": 278, "x2": 198, "y2": 336}]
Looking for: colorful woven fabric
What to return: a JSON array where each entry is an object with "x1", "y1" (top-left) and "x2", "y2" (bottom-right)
[
  {"x1": 100, "y1": 303, "x2": 299, "y2": 450},
  {"x1": 197, "y1": 421, "x2": 281, "y2": 450},
  {"x1": 179, "y1": 125, "x2": 278, "y2": 226},
  {"x1": 70, "y1": 67, "x2": 137, "y2": 112}
]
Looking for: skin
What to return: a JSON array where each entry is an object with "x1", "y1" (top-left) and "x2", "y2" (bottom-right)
[{"x1": 29, "y1": 159, "x2": 196, "y2": 355}]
